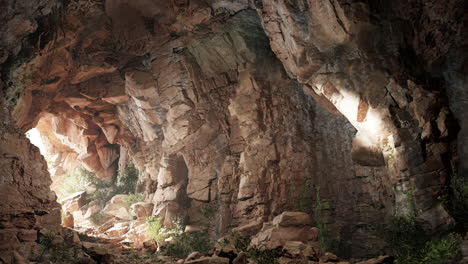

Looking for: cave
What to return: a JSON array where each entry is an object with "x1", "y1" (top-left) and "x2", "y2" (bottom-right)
[{"x1": 1, "y1": 0, "x2": 467, "y2": 263}]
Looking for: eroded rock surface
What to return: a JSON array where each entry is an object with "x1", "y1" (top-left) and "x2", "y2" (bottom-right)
[{"x1": 0, "y1": 0, "x2": 467, "y2": 262}]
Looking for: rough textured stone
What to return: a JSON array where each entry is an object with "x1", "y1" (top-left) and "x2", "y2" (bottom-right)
[{"x1": 1, "y1": 0, "x2": 467, "y2": 261}]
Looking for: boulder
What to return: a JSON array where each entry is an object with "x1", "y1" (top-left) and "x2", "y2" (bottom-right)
[
  {"x1": 131, "y1": 202, "x2": 154, "y2": 219},
  {"x1": 62, "y1": 211, "x2": 75, "y2": 228},
  {"x1": 61, "y1": 191, "x2": 88, "y2": 212},
  {"x1": 272, "y1": 212, "x2": 311, "y2": 227},
  {"x1": 97, "y1": 218, "x2": 118, "y2": 233},
  {"x1": 355, "y1": 256, "x2": 394, "y2": 264},
  {"x1": 105, "y1": 222, "x2": 130, "y2": 238},
  {"x1": 102, "y1": 194, "x2": 132, "y2": 220},
  {"x1": 186, "y1": 251, "x2": 203, "y2": 262},
  {"x1": 250, "y1": 212, "x2": 318, "y2": 249},
  {"x1": 232, "y1": 221, "x2": 263, "y2": 236},
  {"x1": 184, "y1": 256, "x2": 230, "y2": 264},
  {"x1": 84, "y1": 205, "x2": 101, "y2": 219},
  {"x1": 282, "y1": 241, "x2": 318, "y2": 259},
  {"x1": 17, "y1": 229, "x2": 37, "y2": 242}
]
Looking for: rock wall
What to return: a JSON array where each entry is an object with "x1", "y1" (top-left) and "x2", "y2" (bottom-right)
[
  {"x1": 1, "y1": 0, "x2": 466, "y2": 260},
  {"x1": 0, "y1": 0, "x2": 63, "y2": 262}
]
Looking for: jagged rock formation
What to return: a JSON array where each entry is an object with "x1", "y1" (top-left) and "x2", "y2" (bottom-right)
[{"x1": 1, "y1": 0, "x2": 467, "y2": 262}]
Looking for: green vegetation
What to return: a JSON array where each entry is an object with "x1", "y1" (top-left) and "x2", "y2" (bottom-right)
[
  {"x1": 125, "y1": 193, "x2": 144, "y2": 204},
  {"x1": 116, "y1": 164, "x2": 140, "y2": 194},
  {"x1": 55, "y1": 168, "x2": 99, "y2": 201},
  {"x1": 231, "y1": 231, "x2": 251, "y2": 252},
  {"x1": 382, "y1": 216, "x2": 461, "y2": 264},
  {"x1": 89, "y1": 211, "x2": 108, "y2": 226},
  {"x1": 37, "y1": 231, "x2": 79, "y2": 263},
  {"x1": 288, "y1": 179, "x2": 313, "y2": 213},
  {"x1": 382, "y1": 215, "x2": 429, "y2": 260},
  {"x1": 85, "y1": 164, "x2": 141, "y2": 205},
  {"x1": 218, "y1": 232, "x2": 278, "y2": 264},
  {"x1": 314, "y1": 187, "x2": 343, "y2": 254},
  {"x1": 380, "y1": 187, "x2": 462, "y2": 264},
  {"x1": 146, "y1": 217, "x2": 212, "y2": 259},
  {"x1": 160, "y1": 229, "x2": 212, "y2": 259},
  {"x1": 448, "y1": 174, "x2": 468, "y2": 230},
  {"x1": 88, "y1": 189, "x2": 114, "y2": 204},
  {"x1": 146, "y1": 205, "x2": 215, "y2": 259},
  {"x1": 147, "y1": 216, "x2": 165, "y2": 244},
  {"x1": 247, "y1": 247, "x2": 279, "y2": 264}
]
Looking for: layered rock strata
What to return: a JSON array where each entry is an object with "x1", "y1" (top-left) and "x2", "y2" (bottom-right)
[{"x1": 0, "y1": 0, "x2": 466, "y2": 261}]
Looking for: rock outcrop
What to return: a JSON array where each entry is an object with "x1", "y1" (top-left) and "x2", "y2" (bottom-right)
[{"x1": 1, "y1": 0, "x2": 467, "y2": 262}]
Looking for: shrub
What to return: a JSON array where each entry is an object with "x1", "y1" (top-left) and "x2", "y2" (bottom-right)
[
  {"x1": 382, "y1": 215, "x2": 429, "y2": 261},
  {"x1": 314, "y1": 187, "x2": 342, "y2": 253},
  {"x1": 231, "y1": 232, "x2": 251, "y2": 252},
  {"x1": 88, "y1": 189, "x2": 114, "y2": 204},
  {"x1": 125, "y1": 193, "x2": 144, "y2": 204},
  {"x1": 381, "y1": 214, "x2": 461, "y2": 263},
  {"x1": 449, "y1": 174, "x2": 468, "y2": 230},
  {"x1": 147, "y1": 207, "x2": 214, "y2": 259},
  {"x1": 421, "y1": 233, "x2": 461, "y2": 264},
  {"x1": 37, "y1": 231, "x2": 78, "y2": 263},
  {"x1": 161, "y1": 230, "x2": 212, "y2": 259},
  {"x1": 116, "y1": 164, "x2": 140, "y2": 194},
  {"x1": 246, "y1": 247, "x2": 279, "y2": 264},
  {"x1": 147, "y1": 216, "x2": 164, "y2": 244},
  {"x1": 89, "y1": 211, "x2": 108, "y2": 226},
  {"x1": 55, "y1": 168, "x2": 104, "y2": 201}
]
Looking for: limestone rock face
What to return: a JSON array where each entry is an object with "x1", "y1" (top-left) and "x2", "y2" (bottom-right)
[
  {"x1": 0, "y1": 0, "x2": 467, "y2": 261},
  {"x1": 102, "y1": 194, "x2": 132, "y2": 220},
  {"x1": 250, "y1": 212, "x2": 318, "y2": 250},
  {"x1": 0, "y1": 96, "x2": 61, "y2": 261}
]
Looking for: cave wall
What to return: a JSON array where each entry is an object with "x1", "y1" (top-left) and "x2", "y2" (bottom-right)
[
  {"x1": 0, "y1": 1, "x2": 63, "y2": 262},
  {"x1": 1, "y1": 0, "x2": 467, "y2": 260}
]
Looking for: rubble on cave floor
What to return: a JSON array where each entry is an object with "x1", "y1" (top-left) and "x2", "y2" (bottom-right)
[{"x1": 42, "y1": 211, "x2": 396, "y2": 264}]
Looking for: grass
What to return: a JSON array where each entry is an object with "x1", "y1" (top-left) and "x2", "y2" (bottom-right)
[{"x1": 147, "y1": 216, "x2": 165, "y2": 244}]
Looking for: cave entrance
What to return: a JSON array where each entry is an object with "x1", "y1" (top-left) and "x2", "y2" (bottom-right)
[{"x1": 25, "y1": 119, "x2": 144, "y2": 239}]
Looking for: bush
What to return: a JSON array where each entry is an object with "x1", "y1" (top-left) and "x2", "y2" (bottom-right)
[
  {"x1": 37, "y1": 231, "x2": 78, "y2": 263},
  {"x1": 421, "y1": 233, "x2": 461, "y2": 264},
  {"x1": 116, "y1": 164, "x2": 140, "y2": 194},
  {"x1": 231, "y1": 232, "x2": 251, "y2": 252},
  {"x1": 449, "y1": 174, "x2": 468, "y2": 230},
  {"x1": 55, "y1": 168, "x2": 99, "y2": 201},
  {"x1": 382, "y1": 216, "x2": 461, "y2": 264},
  {"x1": 125, "y1": 193, "x2": 144, "y2": 204},
  {"x1": 88, "y1": 189, "x2": 114, "y2": 204},
  {"x1": 382, "y1": 215, "x2": 429, "y2": 260},
  {"x1": 161, "y1": 230, "x2": 212, "y2": 259},
  {"x1": 147, "y1": 216, "x2": 164, "y2": 244},
  {"x1": 89, "y1": 211, "x2": 108, "y2": 226},
  {"x1": 147, "y1": 206, "x2": 215, "y2": 259},
  {"x1": 247, "y1": 247, "x2": 279, "y2": 264},
  {"x1": 314, "y1": 187, "x2": 343, "y2": 254}
]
